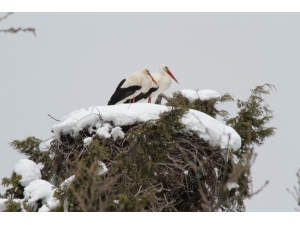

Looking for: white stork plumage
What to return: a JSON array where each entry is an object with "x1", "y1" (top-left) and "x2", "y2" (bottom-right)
[
  {"x1": 128, "y1": 64, "x2": 179, "y2": 103},
  {"x1": 107, "y1": 67, "x2": 158, "y2": 105}
]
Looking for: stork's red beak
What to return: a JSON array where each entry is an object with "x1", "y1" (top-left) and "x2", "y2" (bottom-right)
[
  {"x1": 167, "y1": 70, "x2": 179, "y2": 84},
  {"x1": 150, "y1": 74, "x2": 158, "y2": 86}
]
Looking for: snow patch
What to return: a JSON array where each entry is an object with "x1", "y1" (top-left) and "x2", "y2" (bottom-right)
[
  {"x1": 24, "y1": 179, "x2": 55, "y2": 206},
  {"x1": 232, "y1": 154, "x2": 239, "y2": 164},
  {"x1": 97, "y1": 123, "x2": 111, "y2": 139},
  {"x1": 183, "y1": 109, "x2": 241, "y2": 150},
  {"x1": 83, "y1": 137, "x2": 93, "y2": 146},
  {"x1": 97, "y1": 161, "x2": 108, "y2": 175},
  {"x1": 39, "y1": 175, "x2": 76, "y2": 212},
  {"x1": 214, "y1": 168, "x2": 219, "y2": 177},
  {"x1": 61, "y1": 175, "x2": 75, "y2": 187},
  {"x1": 180, "y1": 89, "x2": 220, "y2": 102},
  {"x1": 38, "y1": 188, "x2": 59, "y2": 212},
  {"x1": 227, "y1": 182, "x2": 239, "y2": 191},
  {"x1": 14, "y1": 159, "x2": 41, "y2": 187},
  {"x1": 52, "y1": 104, "x2": 241, "y2": 151},
  {"x1": 110, "y1": 127, "x2": 125, "y2": 141}
]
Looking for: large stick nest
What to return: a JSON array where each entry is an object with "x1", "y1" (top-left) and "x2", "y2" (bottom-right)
[{"x1": 48, "y1": 118, "x2": 237, "y2": 212}]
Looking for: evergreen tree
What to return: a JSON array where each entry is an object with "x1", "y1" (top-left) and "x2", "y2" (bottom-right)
[{"x1": 0, "y1": 84, "x2": 275, "y2": 212}]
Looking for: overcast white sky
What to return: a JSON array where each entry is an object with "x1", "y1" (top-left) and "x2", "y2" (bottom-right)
[{"x1": 1, "y1": 11, "x2": 300, "y2": 212}]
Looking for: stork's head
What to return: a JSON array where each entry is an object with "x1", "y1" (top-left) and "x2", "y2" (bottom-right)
[
  {"x1": 141, "y1": 67, "x2": 158, "y2": 86},
  {"x1": 160, "y1": 64, "x2": 179, "y2": 84},
  {"x1": 140, "y1": 67, "x2": 149, "y2": 75}
]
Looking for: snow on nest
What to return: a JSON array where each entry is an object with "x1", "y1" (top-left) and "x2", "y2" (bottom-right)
[
  {"x1": 14, "y1": 159, "x2": 41, "y2": 187},
  {"x1": 110, "y1": 127, "x2": 125, "y2": 141},
  {"x1": 227, "y1": 182, "x2": 240, "y2": 191},
  {"x1": 179, "y1": 89, "x2": 220, "y2": 102},
  {"x1": 52, "y1": 103, "x2": 241, "y2": 151},
  {"x1": 83, "y1": 137, "x2": 93, "y2": 147},
  {"x1": 97, "y1": 123, "x2": 111, "y2": 139}
]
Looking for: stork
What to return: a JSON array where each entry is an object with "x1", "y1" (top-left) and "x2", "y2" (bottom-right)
[
  {"x1": 124, "y1": 76, "x2": 159, "y2": 103},
  {"x1": 107, "y1": 67, "x2": 158, "y2": 105},
  {"x1": 127, "y1": 64, "x2": 179, "y2": 103}
]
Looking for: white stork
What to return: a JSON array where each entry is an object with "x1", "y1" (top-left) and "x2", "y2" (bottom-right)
[
  {"x1": 128, "y1": 64, "x2": 179, "y2": 103},
  {"x1": 107, "y1": 67, "x2": 158, "y2": 105}
]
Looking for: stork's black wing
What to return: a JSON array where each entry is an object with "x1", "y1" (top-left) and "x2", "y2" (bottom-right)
[
  {"x1": 108, "y1": 79, "x2": 142, "y2": 105},
  {"x1": 124, "y1": 86, "x2": 159, "y2": 103}
]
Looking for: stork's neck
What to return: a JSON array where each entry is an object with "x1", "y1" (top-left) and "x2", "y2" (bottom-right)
[{"x1": 159, "y1": 70, "x2": 172, "y2": 92}]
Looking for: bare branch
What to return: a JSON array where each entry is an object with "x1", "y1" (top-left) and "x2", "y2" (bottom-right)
[
  {"x1": 0, "y1": 27, "x2": 36, "y2": 36},
  {"x1": 48, "y1": 114, "x2": 60, "y2": 122},
  {"x1": 0, "y1": 12, "x2": 13, "y2": 22},
  {"x1": 155, "y1": 93, "x2": 172, "y2": 104},
  {"x1": 249, "y1": 180, "x2": 269, "y2": 197}
]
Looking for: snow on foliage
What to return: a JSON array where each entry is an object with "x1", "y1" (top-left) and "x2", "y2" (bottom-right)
[
  {"x1": 179, "y1": 89, "x2": 221, "y2": 102},
  {"x1": 25, "y1": 175, "x2": 77, "y2": 212},
  {"x1": 5, "y1": 160, "x2": 108, "y2": 212},
  {"x1": 39, "y1": 175, "x2": 77, "y2": 212},
  {"x1": 110, "y1": 127, "x2": 125, "y2": 141},
  {"x1": 61, "y1": 175, "x2": 75, "y2": 187},
  {"x1": 96, "y1": 123, "x2": 111, "y2": 139},
  {"x1": 24, "y1": 179, "x2": 58, "y2": 209},
  {"x1": 52, "y1": 103, "x2": 241, "y2": 151},
  {"x1": 14, "y1": 159, "x2": 41, "y2": 187},
  {"x1": 83, "y1": 137, "x2": 93, "y2": 147},
  {"x1": 97, "y1": 161, "x2": 108, "y2": 175}
]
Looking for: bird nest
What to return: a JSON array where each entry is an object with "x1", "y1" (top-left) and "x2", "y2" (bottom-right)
[{"x1": 48, "y1": 115, "x2": 240, "y2": 212}]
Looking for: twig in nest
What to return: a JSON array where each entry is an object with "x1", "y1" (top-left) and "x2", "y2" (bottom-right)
[
  {"x1": 155, "y1": 93, "x2": 183, "y2": 108},
  {"x1": 0, "y1": 27, "x2": 36, "y2": 36},
  {"x1": 155, "y1": 93, "x2": 172, "y2": 105},
  {"x1": 91, "y1": 107, "x2": 103, "y2": 122},
  {"x1": 48, "y1": 114, "x2": 60, "y2": 122},
  {"x1": 41, "y1": 136, "x2": 54, "y2": 143},
  {"x1": 75, "y1": 113, "x2": 102, "y2": 125}
]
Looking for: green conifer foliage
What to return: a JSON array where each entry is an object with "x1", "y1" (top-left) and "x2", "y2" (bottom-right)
[
  {"x1": 3, "y1": 199, "x2": 23, "y2": 212},
  {"x1": 166, "y1": 91, "x2": 234, "y2": 120},
  {"x1": 1, "y1": 173, "x2": 23, "y2": 199},
  {"x1": 226, "y1": 83, "x2": 276, "y2": 155},
  {"x1": 9, "y1": 137, "x2": 53, "y2": 181},
  {"x1": 1, "y1": 84, "x2": 276, "y2": 212}
]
